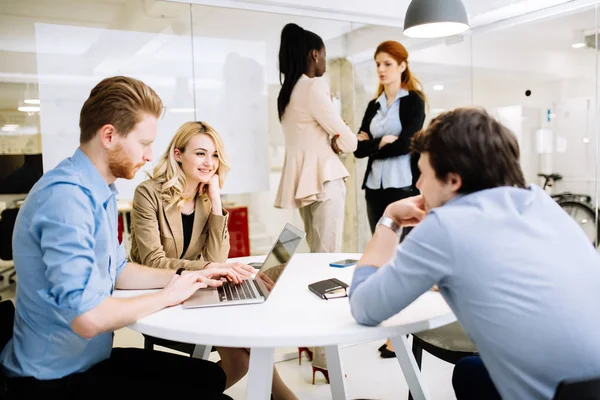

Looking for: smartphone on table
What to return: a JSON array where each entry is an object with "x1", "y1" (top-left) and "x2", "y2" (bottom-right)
[{"x1": 329, "y1": 259, "x2": 358, "y2": 268}]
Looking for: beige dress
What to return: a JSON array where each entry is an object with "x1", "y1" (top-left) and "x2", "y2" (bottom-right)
[
  {"x1": 274, "y1": 74, "x2": 357, "y2": 210},
  {"x1": 275, "y1": 75, "x2": 357, "y2": 255}
]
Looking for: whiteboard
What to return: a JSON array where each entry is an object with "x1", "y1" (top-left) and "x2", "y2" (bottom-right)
[{"x1": 35, "y1": 23, "x2": 269, "y2": 199}]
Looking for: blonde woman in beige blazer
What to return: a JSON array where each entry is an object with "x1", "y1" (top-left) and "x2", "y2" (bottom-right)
[
  {"x1": 130, "y1": 121, "x2": 297, "y2": 399},
  {"x1": 275, "y1": 23, "x2": 357, "y2": 255}
]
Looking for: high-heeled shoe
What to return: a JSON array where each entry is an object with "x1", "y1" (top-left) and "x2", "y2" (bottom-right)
[
  {"x1": 380, "y1": 347, "x2": 396, "y2": 358},
  {"x1": 378, "y1": 343, "x2": 387, "y2": 352},
  {"x1": 312, "y1": 365, "x2": 329, "y2": 384},
  {"x1": 298, "y1": 347, "x2": 313, "y2": 365}
]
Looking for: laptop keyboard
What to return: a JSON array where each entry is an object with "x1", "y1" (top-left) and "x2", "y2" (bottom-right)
[{"x1": 218, "y1": 279, "x2": 261, "y2": 302}]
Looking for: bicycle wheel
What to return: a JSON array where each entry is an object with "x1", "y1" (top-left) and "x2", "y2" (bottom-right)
[{"x1": 558, "y1": 201, "x2": 600, "y2": 246}]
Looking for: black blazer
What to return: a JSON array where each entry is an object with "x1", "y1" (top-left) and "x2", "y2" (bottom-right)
[{"x1": 354, "y1": 90, "x2": 426, "y2": 190}]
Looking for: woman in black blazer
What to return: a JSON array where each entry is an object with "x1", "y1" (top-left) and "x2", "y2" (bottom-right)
[
  {"x1": 354, "y1": 40, "x2": 427, "y2": 357},
  {"x1": 355, "y1": 40, "x2": 427, "y2": 234}
]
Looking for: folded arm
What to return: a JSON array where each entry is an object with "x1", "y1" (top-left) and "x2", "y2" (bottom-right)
[
  {"x1": 308, "y1": 78, "x2": 357, "y2": 153},
  {"x1": 354, "y1": 101, "x2": 382, "y2": 159},
  {"x1": 371, "y1": 94, "x2": 426, "y2": 160},
  {"x1": 349, "y1": 212, "x2": 452, "y2": 326}
]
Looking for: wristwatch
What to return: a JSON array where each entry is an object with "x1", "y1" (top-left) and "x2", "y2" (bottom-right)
[{"x1": 377, "y1": 216, "x2": 403, "y2": 238}]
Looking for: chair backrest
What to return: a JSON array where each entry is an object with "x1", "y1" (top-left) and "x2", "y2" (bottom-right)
[
  {"x1": 0, "y1": 300, "x2": 14, "y2": 353},
  {"x1": 0, "y1": 300, "x2": 15, "y2": 398},
  {"x1": 553, "y1": 377, "x2": 600, "y2": 400},
  {"x1": 0, "y1": 208, "x2": 18, "y2": 261}
]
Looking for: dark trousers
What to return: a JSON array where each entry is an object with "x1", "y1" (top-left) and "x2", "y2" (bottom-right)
[
  {"x1": 452, "y1": 356, "x2": 502, "y2": 400},
  {"x1": 365, "y1": 186, "x2": 418, "y2": 240},
  {"x1": 6, "y1": 347, "x2": 231, "y2": 399}
]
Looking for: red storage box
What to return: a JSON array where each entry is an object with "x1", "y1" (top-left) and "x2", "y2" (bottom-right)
[{"x1": 227, "y1": 206, "x2": 250, "y2": 258}]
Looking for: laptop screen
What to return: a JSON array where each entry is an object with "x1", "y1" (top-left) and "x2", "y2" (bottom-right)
[{"x1": 255, "y1": 223, "x2": 305, "y2": 298}]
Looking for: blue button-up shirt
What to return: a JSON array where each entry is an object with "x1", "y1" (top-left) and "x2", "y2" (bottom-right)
[
  {"x1": 0, "y1": 148, "x2": 127, "y2": 379},
  {"x1": 366, "y1": 89, "x2": 413, "y2": 190},
  {"x1": 349, "y1": 185, "x2": 600, "y2": 399}
]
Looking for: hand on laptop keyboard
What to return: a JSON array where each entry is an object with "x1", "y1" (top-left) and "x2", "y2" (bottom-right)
[
  {"x1": 200, "y1": 266, "x2": 248, "y2": 285},
  {"x1": 163, "y1": 271, "x2": 222, "y2": 307},
  {"x1": 204, "y1": 262, "x2": 255, "y2": 279}
]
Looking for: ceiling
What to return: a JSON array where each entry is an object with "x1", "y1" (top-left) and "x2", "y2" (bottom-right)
[
  {"x1": 172, "y1": 0, "x2": 578, "y2": 27},
  {"x1": 0, "y1": 0, "x2": 598, "y2": 124}
]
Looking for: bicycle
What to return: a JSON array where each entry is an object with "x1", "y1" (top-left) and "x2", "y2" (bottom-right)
[{"x1": 538, "y1": 173, "x2": 600, "y2": 247}]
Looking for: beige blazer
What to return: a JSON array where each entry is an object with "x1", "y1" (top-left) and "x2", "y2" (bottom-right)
[
  {"x1": 129, "y1": 179, "x2": 230, "y2": 270},
  {"x1": 274, "y1": 75, "x2": 358, "y2": 209}
]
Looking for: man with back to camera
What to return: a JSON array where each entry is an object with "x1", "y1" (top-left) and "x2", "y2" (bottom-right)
[
  {"x1": 0, "y1": 76, "x2": 247, "y2": 398},
  {"x1": 349, "y1": 107, "x2": 600, "y2": 399}
]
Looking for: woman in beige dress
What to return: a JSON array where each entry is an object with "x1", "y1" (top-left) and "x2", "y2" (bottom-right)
[{"x1": 275, "y1": 22, "x2": 358, "y2": 382}]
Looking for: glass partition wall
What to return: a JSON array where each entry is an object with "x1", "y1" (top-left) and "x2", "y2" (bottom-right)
[
  {"x1": 188, "y1": 5, "x2": 354, "y2": 254},
  {"x1": 350, "y1": 3, "x2": 600, "y2": 251},
  {"x1": 1, "y1": 1, "x2": 598, "y2": 254},
  {"x1": 472, "y1": 6, "x2": 600, "y2": 247}
]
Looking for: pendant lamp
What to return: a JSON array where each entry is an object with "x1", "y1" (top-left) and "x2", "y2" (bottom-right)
[{"x1": 403, "y1": 0, "x2": 470, "y2": 38}]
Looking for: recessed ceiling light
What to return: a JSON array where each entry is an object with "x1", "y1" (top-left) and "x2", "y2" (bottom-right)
[
  {"x1": 572, "y1": 30, "x2": 586, "y2": 49},
  {"x1": 24, "y1": 99, "x2": 40, "y2": 104},
  {"x1": 18, "y1": 106, "x2": 40, "y2": 112},
  {"x1": 1, "y1": 125, "x2": 18, "y2": 132},
  {"x1": 433, "y1": 85, "x2": 444, "y2": 91}
]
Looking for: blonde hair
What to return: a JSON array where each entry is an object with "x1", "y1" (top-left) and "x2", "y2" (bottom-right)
[
  {"x1": 79, "y1": 75, "x2": 163, "y2": 143},
  {"x1": 151, "y1": 121, "x2": 231, "y2": 211}
]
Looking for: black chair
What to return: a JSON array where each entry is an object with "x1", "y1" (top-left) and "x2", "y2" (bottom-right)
[
  {"x1": 0, "y1": 300, "x2": 15, "y2": 399},
  {"x1": 0, "y1": 208, "x2": 18, "y2": 261},
  {"x1": 553, "y1": 376, "x2": 600, "y2": 400},
  {"x1": 408, "y1": 321, "x2": 478, "y2": 400},
  {"x1": 0, "y1": 300, "x2": 14, "y2": 349},
  {"x1": 143, "y1": 335, "x2": 196, "y2": 354},
  {"x1": 0, "y1": 208, "x2": 19, "y2": 301},
  {"x1": 143, "y1": 335, "x2": 216, "y2": 359}
]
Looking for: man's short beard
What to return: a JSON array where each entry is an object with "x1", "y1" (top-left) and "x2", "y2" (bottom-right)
[{"x1": 107, "y1": 143, "x2": 142, "y2": 180}]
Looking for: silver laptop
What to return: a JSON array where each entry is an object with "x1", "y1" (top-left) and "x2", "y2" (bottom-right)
[{"x1": 182, "y1": 223, "x2": 305, "y2": 309}]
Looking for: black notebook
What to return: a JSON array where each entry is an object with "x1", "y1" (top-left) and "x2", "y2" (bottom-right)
[{"x1": 308, "y1": 278, "x2": 349, "y2": 300}]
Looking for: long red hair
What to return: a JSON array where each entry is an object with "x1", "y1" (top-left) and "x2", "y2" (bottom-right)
[{"x1": 374, "y1": 40, "x2": 427, "y2": 104}]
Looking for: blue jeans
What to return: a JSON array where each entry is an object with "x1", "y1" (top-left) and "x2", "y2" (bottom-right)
[{"x1": 452, "y1": 356, "x2": 502, "y2": 400}]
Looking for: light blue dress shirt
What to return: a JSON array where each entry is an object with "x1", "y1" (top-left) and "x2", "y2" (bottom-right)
[
  {"x1": 349, "y1": 185, "x2": 600, "y2": 399},
  {"x1": 0, "y1": 148, "x2": 127, "y2": 380},
  {"x1": 366, "y1": 89, "x2": 412, "y2": 190}
]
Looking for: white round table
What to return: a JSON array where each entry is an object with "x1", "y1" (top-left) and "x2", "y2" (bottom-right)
[{"x1": 114, "y1": 253, "x2": 456, "y2": 400}]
